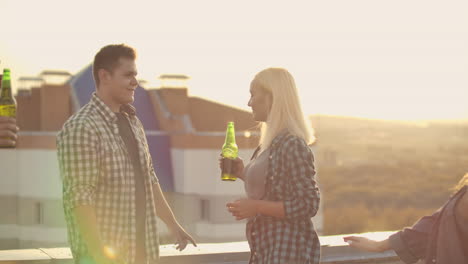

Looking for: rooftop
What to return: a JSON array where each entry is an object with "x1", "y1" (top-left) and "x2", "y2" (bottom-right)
[{"x1": 0, "y1": 232, "x2": 402, "y2": 264}]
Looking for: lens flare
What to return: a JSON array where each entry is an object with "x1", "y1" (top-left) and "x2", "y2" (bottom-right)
[{"x1": 103, "y1": 246, "x2": 116, "y2": 260}]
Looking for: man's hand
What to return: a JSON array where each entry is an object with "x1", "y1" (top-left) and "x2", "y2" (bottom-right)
[
  {"x1": 0, "y1": 116, "x2": 18, "y2": 147},
  {"x1": 153, "y1": 182, "x2": 197, "y2": 251},
  {"x1": 170, "y1": 225, "x2": 197, "y2": 251}
]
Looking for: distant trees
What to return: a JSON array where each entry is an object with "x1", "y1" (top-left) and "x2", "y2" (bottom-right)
[{"x1": 311, "y1": 115, "x2": 468, "y2": 235}]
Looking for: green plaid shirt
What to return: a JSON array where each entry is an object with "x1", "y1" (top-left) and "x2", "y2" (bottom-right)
[{"x1": 247, "y1": 132, "x2": 321, "y2": 264}]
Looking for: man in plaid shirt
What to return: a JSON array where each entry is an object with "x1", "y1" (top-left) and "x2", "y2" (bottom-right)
[{"x1": 57, "y1": 44, "x2": 196, "y2": 264}]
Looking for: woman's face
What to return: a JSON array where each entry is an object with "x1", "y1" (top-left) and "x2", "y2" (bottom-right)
[{"x1": 248, "y1": 83, "x2": 272, "y2": 122}]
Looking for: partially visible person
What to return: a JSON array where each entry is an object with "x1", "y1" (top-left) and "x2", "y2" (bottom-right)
[
  {"x1": 223, "y1": 68, "x2": 321, "y2": 264},
  {"x1": 0, "y1": 116, "x2": 18, "y2": 147},
  {"x1": 344, "y1": 173, "x2": 468, "y2": 264}
]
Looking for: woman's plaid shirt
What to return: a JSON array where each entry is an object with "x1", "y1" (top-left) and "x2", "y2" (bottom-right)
[
  {"x1": 247, "y1": 132, "x2": 321, "y2": 264},
  {"x1": 57, "y1": 93, "x2": 160, "y2": 264}
]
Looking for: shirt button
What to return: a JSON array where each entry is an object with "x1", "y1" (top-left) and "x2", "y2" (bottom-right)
[
  {"x1": 251, "y1": 232, "x2": 256, "y2": 236},
  {"x1": 269, "y1": 155, "x2": 273, "y2": 160}
]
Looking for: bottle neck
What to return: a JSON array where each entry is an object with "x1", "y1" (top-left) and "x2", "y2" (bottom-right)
[{"x1": 225, "y1": 130, "x2": 236, "y2": 144}]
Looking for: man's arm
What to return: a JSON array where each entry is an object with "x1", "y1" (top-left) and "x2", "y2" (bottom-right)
[
  {"x1": 153, "y1": 182, "x2": 179, "y2": 229},
  {"x1": 58, "y1": 123, "x2": 112, "y2": 263},
  {"x1": 74, "y1": 206, "x2": 106, "y2": 254},
  {"x1": 141, "y1": 116, "x2": 196, "y2": 250},
  {"x1": 152, "y1": 183, "x2": 196, "y2": 250}
]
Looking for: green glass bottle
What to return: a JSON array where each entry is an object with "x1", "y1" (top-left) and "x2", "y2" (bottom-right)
[
  {"x1": 0, "y1": 69, "x2": 16, "y2": 118},
  {"x1": 221, "y1": 122, "x2": 238, "y2": 181}
]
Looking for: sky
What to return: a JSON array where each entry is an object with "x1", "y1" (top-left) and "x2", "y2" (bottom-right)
[{"x1": 0, "y1": 0, "x2": 467, "y2": 121}]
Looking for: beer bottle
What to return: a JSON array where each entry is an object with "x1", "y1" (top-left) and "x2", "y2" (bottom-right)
[
  {"x1": 0, "y1": 68, "x2": 16, "y2": 118},
  {"x1": 0, "y1": 68, "x2": 17, "y2": 148},
  {"x1": 221, "y1": 122, "x2": 238, "y2": 181}
]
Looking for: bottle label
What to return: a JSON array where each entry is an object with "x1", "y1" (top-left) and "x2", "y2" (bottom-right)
[
  {"x1": 0, "y1": 105, "x2": 16, "y2": 117},
  {"x1": 221, "y1": 158, "x2": 235, "y2": 174}
]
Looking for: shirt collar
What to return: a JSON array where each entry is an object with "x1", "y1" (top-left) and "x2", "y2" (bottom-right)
[
  {"x1": 90, "y1": 93, "x2": 136, "y2": 125},
  {"x1": 120, "y1": 103, "x2": 136, "y2": 117}
]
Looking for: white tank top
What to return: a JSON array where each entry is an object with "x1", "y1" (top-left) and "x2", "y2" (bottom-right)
[{"x1": 243, "y1": 148, "x2": 270, "y2": 200}]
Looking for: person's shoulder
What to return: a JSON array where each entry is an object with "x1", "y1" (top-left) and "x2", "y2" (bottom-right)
[
  {"x1": 131, "y1": 115, "x2": 144, "y2": 127},
  {"x1": 282, "y1": 134, "x2": 310, "y2": 150},
  {"x1": 451, "y1": 185, "x2": 468, "y2": 201},
  {"x1": 58, "y1": 103, "x2": 97, "y2": 137},
  {"x1": 456, "y1": 186, "x2": 468, "y2": 203},
  {"x1": 277, "y1": 134, "x2": 314, "y2": 164},
  {"x1": 455, "y1": 186, "x2": 468, "y2": 221}
]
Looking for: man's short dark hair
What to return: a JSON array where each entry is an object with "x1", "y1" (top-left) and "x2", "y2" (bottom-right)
[{"x1": 93, "y1": 44, "x2": 136, "y2": 87}]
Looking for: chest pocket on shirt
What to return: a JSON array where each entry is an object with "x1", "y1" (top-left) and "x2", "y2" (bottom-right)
[{"x1": 101, "y1": 140, "x2": 127, "y2": 185}]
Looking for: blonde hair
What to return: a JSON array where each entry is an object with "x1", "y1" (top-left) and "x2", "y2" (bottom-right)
[
  {"x1": 453, "y1": 173, "x2": 468, "y2": 193},
  {"x1": 252, "y1": 68, "x2": 315, "y2": 149}
]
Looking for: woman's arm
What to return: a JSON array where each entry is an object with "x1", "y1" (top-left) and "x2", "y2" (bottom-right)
[
  {"x1": 227, "y1": 137, "x2": 320, "y2": 220},
  {"x1": 227, "y1": 199, "x2": 285, "y2": 220},
  {"x1": 345, "y1": 211, "x2": 439, "y2": 264},
  {"x1": 282, "y1": 137, "x2": 320, "y2": 220},
  {"x1": 344, "y1": 236, "x2": 391, "y2": 252}
]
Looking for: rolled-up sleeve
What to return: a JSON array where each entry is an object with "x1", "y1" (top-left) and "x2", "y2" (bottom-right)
[
  {"x1": 283, "y1": 138, "x2": 320, "y2": 220},
  {"x1": 388, "y1": 213, "x2": 438, "y2": 264},
  {"x1": 57, "y1": 122, "x2": 99, "y2": 209},
  {"x1": 389, "y1": 231, "x2": 421, "y2": 264}
]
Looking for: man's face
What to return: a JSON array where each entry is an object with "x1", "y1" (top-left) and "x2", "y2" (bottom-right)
[{"x1": 104, "y1": 57, "x2": 138, "y2": 106}]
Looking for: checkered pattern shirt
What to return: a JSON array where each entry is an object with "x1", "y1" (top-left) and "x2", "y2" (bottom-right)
[
  {"x1": 57, "y1": 93, "x2": 160, "y2": 264},
  {"x1": 247, "y1": 132, "x2": 321, "y2": 264}
]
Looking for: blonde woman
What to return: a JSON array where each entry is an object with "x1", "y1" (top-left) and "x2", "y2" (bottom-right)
[
  {"x1": 223, "y1": 68, "x2": 321, "y2": 264},
  {"x1": 344, "y1": 173, "x2": 468, "y2": 264}
]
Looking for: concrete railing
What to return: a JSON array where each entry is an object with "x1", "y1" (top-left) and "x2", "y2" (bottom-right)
[{"x1": 0, "y1": 233, "x2": 403, "y2": 264}]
